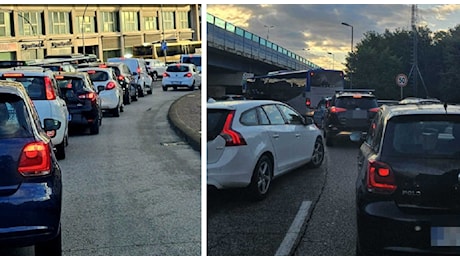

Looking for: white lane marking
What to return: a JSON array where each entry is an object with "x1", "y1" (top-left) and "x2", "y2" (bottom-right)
[{"x1": 275, "y1": 200, "x2": 312, "y2": 256}]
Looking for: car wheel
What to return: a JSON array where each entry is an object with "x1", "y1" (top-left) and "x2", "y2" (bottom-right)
[
  {"x1": 123, "y1": 92, "x2": 131, "y2": 105},
  {"x1": 35, "y1": 227, "x2": 61, "y2": 256},
  {"x1": 324, "y1": 131, "x2": 334, "y2": 147},
  {"x1": 189, "y1": 81, "x2": 196, "y2": 91},
  {"x1": 55, "y1": 142, "x2": 66, "y2": 160},
  {"x1": 147, "y1": 84, "x2": 153, "y2": 95},
  {"x1": 308, "y1": 137, "x2": 324, "y2": 168},
  {"x1": 248, "y1": 154, "x2": 273, "y2": 201},
  {"x1": 138, "y1": 86, "x2": 145, "y2": 97},
  {"x1": 112, "y1": 106, "x2": 120, "y2": 117},
  {"x1": 132, "y1": 91, "x2": 138, "y2": 101},
  {"x1": 89, "y1": 120, "x2": 99, "y2": 135},
  {"x1": 162, "y1": 86, "x2": 167, "y2": 91}
]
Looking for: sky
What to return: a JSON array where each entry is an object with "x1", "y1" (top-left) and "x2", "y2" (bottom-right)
[{"x1": 206, "y1": 4, "x2": 460, "y2": 71}]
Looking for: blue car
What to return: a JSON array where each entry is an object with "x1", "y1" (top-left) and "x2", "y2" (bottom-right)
[{"x1": 0, "y1": 80, "x2": 62, "y2": 255}]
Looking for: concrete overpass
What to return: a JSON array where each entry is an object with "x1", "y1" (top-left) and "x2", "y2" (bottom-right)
[{"x1": 207, "y1": 13, "x2": 321, "y2": 97}]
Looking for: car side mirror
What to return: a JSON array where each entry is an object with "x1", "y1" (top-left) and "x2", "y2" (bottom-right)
[
  {"x1": 304, "y1": 116, "x2": 314, "y2": 125},
  {"x1": 43, "y1": 118, "x2": 61, "y2": 138}
]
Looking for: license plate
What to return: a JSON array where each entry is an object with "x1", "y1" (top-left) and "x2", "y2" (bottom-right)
[
  {"x1": 431, "y1": 227, "x2": 460, "y2": 246},
  {"x1": 352, "y1": 110, "x2": 367, "y2": 119},
  {"x1": 172, "y1": 81, "x2": 180, "y2": 84}
]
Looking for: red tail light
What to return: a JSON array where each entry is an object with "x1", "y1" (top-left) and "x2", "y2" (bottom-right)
[
  {"x1": 18, "y1": 141, "x2": 51, "y2": 176},
  {"x1": 306, "y1": 98, "x2": 311, "y2": 107},
  {"x1": 184, "y1": 72, "x2": 192, "y2": 78},
  {"x1": 330, "y1": 106, "x2": 347, "y2": 113},
  {"x1": 367, "y1": 160, "x2": 396, "y2": 193},
  {"x1": 78, "y1": 92, "x2": 97, "y2": 102},
  {"x1": 221, "y1": 111, "x2": 247, "y2": 146},
  {"x1": 118, "y1": 75, "x2": 125, "y2": 81},
  {"x1": 368, "y1": 107, "x2": 380, "y2": 113},
  {"x1": 137, "y1": 67, "x2": 141, "y2": 73},
  {"x1": 163, "y1": 72, "x2": 170, "y2": 78},
  {"x1": 44, "y1": 77, "x2": 56, "y2": 100},
  {"x1": 106, "y1": 81, "x2": 116, "y2": 90}
]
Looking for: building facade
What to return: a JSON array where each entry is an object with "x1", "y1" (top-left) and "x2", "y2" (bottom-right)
[{"x1": 0, "y1": 4, "x2": 201, "y2": 61}]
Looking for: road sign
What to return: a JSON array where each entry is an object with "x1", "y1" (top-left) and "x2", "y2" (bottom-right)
[
  {"x1": 396, "y1": 73, "x2": 408, "y2": 87},
  {"x1": 161, "y1": 41, "x2": 167, "y2": 51}
]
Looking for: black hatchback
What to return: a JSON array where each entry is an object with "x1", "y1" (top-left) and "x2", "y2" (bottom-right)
[
  {"x1": 55, "y1": 72, "x2": 102, "y2": 135},
  {"x1": 354, "y1": 100, "x2": 460, "y2": 255}
]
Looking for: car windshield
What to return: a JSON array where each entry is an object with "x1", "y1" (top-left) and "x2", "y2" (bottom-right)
[{"x1": 382, "y1": 115, "x2": 460, "y2": 158}]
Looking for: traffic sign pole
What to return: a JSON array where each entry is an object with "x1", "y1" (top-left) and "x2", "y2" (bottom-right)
[{"x1": 396, "y1": 73, "x2": 408, "y2": 100}]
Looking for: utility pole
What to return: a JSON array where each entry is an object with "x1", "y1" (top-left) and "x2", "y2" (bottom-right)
[{"x1": 407, "y1": 4, "x2": 428, "y2": 97}]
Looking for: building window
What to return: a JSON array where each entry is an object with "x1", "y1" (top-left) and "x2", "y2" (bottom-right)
[
  {"x1": 0, "y1": 12, "x2": 12, "y2": 37},
  {"x1": 143, "y1": 16, "x2": 158, "y2": 31},
  {"x1": 102, "y1": 11, "x2": 119, "y2": 32},
  {"x1": 162, "y1": 11, "x2": 175, "y2": 30},
  {"x1": 177, "y1": 11, "x2": 189, "y2": 29},
  {"x1": 122, "y1": 11, "x2": 139, "y2": 32},
  {"x1": 49, "y1": 11, "x2": 70, "y2": 35},
  {"x1": 76, "y1": 16, "x2": 95, "y2": 34},
  {"x1": 18, "y1": 11, "x2": 42, "y2": 36}
]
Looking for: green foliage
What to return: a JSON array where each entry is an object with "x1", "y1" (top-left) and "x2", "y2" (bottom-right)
[{"x1": 344, "y1": 25, "x2": 460, "y2": 103}]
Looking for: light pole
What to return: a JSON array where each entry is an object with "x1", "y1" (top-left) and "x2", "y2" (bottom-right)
[
  {"x1": 264, "y1": 25, "x2": 274, "y2": 40},
  {"x1": 327, "y1": 52, "x2": 334, "y2": 69},
  {"x1": 341, "y1": 22, "x2": 353, "y2": 88}
]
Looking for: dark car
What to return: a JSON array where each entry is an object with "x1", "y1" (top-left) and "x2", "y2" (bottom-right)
[
  {"x1": 354, "y1": 100, "x2": 460, "y2": 255},
  {"x1": 55, "y1": 72, "x2": 102, "y2": 135},
  {"x1": 0, "y1": 80, "x2": 62, "y2": 255},
  {"x1": 322, "y1": 89, "x2": 379, "y2": 146}
]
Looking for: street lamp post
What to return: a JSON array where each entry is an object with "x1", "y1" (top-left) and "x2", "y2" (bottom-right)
[
  {"x1": 264, "y1": 25, "x2": 274, "y2": 40},
  {"x1": 341, "y1": 22, "x2": 353, "y2": 88},
  {"x1": 327, "y1": 52, "x2": 334, "y2": 69}
]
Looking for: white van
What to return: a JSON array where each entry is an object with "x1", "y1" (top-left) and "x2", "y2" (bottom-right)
[{"x1": 180, "y1": 54, "x2": 201, "y2": 73}]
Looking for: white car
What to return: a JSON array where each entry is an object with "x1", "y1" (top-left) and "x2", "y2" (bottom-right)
[
  {"x1": 77, "y1": 67, "x2": 124, "y2": 117},
  {"x1": 0, "y1": 66, "x2": 69, "y2": 160},
  {"x1": 207, "y1": 100, "x2": 325, "y2": 200},
  {"x1": 162, "y1": 63, "x2": 201, "y2": 91},
  {"x1": 107, "y1": 57, "x2": 153, "y2": 97},
  {"x1": 144, "y1": 59, "x2": 167, "y2": 81}
]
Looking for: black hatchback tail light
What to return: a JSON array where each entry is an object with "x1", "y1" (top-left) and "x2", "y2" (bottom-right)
[{"x1": 367, "y1": 159, "x2": 397, "y2": 194}]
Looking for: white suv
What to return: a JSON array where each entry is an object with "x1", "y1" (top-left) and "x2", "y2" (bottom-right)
[{"x1": 0, "y1": 66, "x2": 69, "y2": 160}]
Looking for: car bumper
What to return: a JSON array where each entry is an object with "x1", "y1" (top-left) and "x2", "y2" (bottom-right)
[
  {"x1": 99, "y1": 92, "x2": 119, "y2": 109},
  {"x1": 207, "y1": 149, "x2": 256, "y2": 189},
  {"x1": 162, "y1": 78, "x2": 194, "y2": 88},
  {"x1": 0, "y1": 179, "x2": 61, "y2": 248},
  {"x1": 357, "y1": 200, "x2": 460, "y2": 255}
]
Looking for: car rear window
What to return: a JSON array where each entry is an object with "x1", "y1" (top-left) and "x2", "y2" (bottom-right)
[
  {"x1": 382, "y1": 115, "x2": 460, "y2": 158},
  {"x1": 336, "y1": 96, "x2": 378, "y2": 109},
  {"x1": 85, "y1": 71, "x2": 109, "y2": 82},
  {"x1": 207, "y1": 109, "x2": 230, "y2": 141},
  {"x1": 1, "y1": 76, "x2": 46, "y2": 100},
  {"x1": 57, "y1": 78, "x2": 85, "y2": 93},
  {"x1": 167, "y1": 65, "x2": 190, "y2": 73},
  {"x1": 0, "y1": 94, "x2": 33, "y2": 138}
]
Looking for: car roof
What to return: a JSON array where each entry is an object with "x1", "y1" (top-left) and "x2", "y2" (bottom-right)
[
  {"x1": 207, "y1": 100, "x2": 285, "y2": 110},
  {"x1": 381, "y1": 102, "x2": 460, "y2": 120},
  {"x1": 0, "y1": 80, "x2": 30, "y2": 97},
  {"x1": 0, "y1": 66, "x2": 53, "y2": 76},
  {"x1": 54, "y1": 71, "x2": 90, "y2": 78}
]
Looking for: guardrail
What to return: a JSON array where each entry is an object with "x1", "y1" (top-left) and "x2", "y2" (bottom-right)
[{"x1": 207, "y1": 13, "x2": 321, "y2": 71}]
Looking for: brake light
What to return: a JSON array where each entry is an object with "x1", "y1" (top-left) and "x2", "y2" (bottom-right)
[
  {"x1": 78, "y1": 92, "x2": 97, "y2": 102},
  {"x1": 18, "y1": 141, "x2": 51, "y2": 176},
  {"x1": 221, "y1": 111, "x2": 247, "y2": 146},
  {"x1": 368, "y1": 107, "x2": 380, "y2": 113},
  {"x1": 330, "y1": 106, "x2": 347, "y2": 113},
  {"x1": 44, "y1": 77, "x2": 56, "y2": 100},
  {"x1": 137, "y1": 67, "x2": 141, "y2": 73},
  {"x1": 55, "y1": 75, "x2": 64, "y2": 80},
  {"x1": 106, "y1": 81, "x2": 116, "y2": 90},
  {"x1": 118, "y1": 75, "x2": 125, "y2": 81},
  {"x1": 184, "y1": 72, "x2": 192, "y2": 78},
  {"x1": 86, "y1": 70, "x2": 96, "y2": 74},
  {"x1": 367, "y1": 160, "x2": 396, "y2": 193},
  {"x1": 163, "y1": 72, "x2": 170, "y2": 78},
  {"x1": 2, "y1": 73, "x2": 24, "y2": 77},
  {"x1": 306, "y1": 98, "x2": 311, "y2": 107},
  {"x1": 99, "y1": 64, "x2": 108, "y2": 68}
]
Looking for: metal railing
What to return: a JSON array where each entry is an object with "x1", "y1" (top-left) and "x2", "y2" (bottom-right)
[{"x1": 207, "y1": 13, "x2": 321, "y2": 71}]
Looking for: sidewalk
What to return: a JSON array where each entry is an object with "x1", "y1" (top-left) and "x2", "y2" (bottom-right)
[{"x1": 167, "y1": 90, "x2": 201, "y2": 152}]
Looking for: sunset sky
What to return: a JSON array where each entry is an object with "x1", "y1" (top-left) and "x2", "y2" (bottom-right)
[{"x1": 206, "y1": 4, "x2": 460, "y2": 71}]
